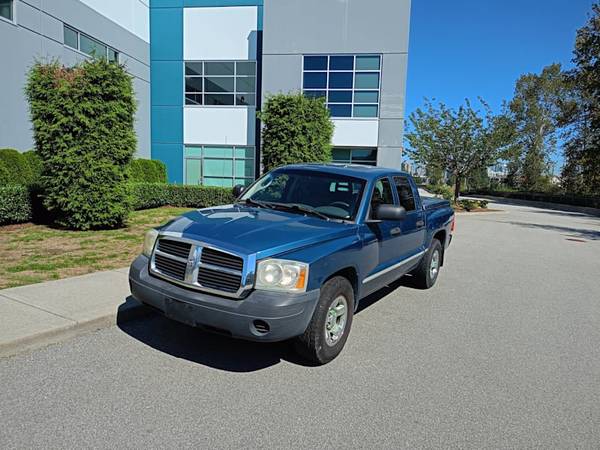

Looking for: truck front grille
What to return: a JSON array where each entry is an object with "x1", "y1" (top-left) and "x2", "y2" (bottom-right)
[
  {"x1": 200, "y1": 247, "x2": 243, "y2": 271},
  {"x1": 150, "y1": 237, "x2": 247, "y2": 298},
  {"x1": 197, "y1": 267, "x2": 242, "y2": 293},
  {"x1": 154, "y1": 253, "x2": 187, "y2": 280}
]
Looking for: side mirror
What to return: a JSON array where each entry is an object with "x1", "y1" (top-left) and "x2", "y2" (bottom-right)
[
  {"x1": 373, "y1": 204, "x2": 407, "y2": 221},
  {"x1": 232, "y1": 184, "x2": 245, "y2": 198}
]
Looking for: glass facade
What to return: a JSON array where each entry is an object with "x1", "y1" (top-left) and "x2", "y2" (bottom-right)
[
  {"x1": 0, "y1": 0, "x2": 12, "y2": 21},
  {"x1": 63, "y1": 25, "x2": 119, "y2": 62},
  {"x1": 184, "y1": 145, "x2": 255, "y2": 187},
  {"x1": 302, "y1": 55, "x2": 381, "y2": 118},
  {"x1": 185, "y1": 61, "x2": 256, "y2": 106},
  {"x1": 332, "y1": 147, "x2": 378, "y2": 166}
]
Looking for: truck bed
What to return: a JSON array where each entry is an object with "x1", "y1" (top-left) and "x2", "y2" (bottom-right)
[{"x1": 422, "y1": 197, "x2": 451, "y2": 211}]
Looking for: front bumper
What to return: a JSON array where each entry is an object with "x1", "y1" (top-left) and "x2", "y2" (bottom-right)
[{"x1": 128, "y1": 255, "x2": 320, "y2": 342}]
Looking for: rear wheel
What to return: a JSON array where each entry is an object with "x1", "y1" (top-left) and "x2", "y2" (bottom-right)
[
  {"x1": 413, "y1": 239, "x2": 443, "y2": 289},
  {"x1": 293, "y1": 276, "x2": 354, "y2": 365}
]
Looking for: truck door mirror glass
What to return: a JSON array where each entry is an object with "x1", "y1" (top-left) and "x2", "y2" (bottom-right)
[
  {"x1": 233, "y1": 184, "x2": 245, "y2": 198},
  {"x1": 373, "y1": 204, "x2": 407, "y2": 221}
]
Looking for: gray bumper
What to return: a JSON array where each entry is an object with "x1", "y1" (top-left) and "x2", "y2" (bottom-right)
[{"x1": 128, "y1": 255, "x2": 320, "y2": 342}]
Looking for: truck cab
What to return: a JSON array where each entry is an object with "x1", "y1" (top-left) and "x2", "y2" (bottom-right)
[{"x1": 129, "y1": 164, "x2": 455, "y2": 364}]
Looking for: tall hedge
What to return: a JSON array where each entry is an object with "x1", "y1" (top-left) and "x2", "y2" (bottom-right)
[
  {"x1": 258, "y1": 93, "x2": 334, "y2": 172},
  {"x1": 25, "y1": 59, "x2": 137, "y2": 230},
  {"x1": 129, "y1": 159, "x2": 167, "y2": 183}
]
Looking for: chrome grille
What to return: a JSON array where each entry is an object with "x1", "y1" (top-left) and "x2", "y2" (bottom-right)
[
  {"x1": 197, "y1": 267, "x2": 242, "y2": 293},
  {"x1": 157, "y1": 239, "x2": 192, "y2": 259},
  {"x1": 149, "y1": 236, "x2": 249, "y2": 298},
  {"x1": 154, "y1": 253, "x2": 187, "y2": 280},
  {"x1": 200, "y1": 247, "x2": 243, "y2": 271}
]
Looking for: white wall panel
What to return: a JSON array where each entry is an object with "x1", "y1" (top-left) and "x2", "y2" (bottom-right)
[
  {"x1": 184, "y1": 107, "x2": 255, "y2": 146},
  {"x1": 184, "y1": 7, "x2": 258, "y2": 61},
  {"x1": 332, "y1": 119, "x2": 379, "y2": 147},
  {"x1": 80, "y1": 0, "x2": 149, "y2": 42}
]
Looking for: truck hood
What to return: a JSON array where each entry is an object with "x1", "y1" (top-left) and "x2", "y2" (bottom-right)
[{"x1": 160, "y1": 205, "x2": 357, "y2": 259}]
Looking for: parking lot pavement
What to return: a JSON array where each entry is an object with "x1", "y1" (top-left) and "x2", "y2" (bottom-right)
[{"x1": 1, "y1": 201, "x2": 599, "y2": 449}]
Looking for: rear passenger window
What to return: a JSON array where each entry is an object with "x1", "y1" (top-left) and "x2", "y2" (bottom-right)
[
  {"x1": 370, "y1": 178, "x2": 395, "y2": 218},
  {"x1": 393, "y1": 176, "x2": 416, "y2": 211}
]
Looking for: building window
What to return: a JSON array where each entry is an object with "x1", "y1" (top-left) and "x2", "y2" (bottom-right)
[
  {"x1": 63, "y1": 25, "x2": 119, "y2": 62},
  {"x1": 184, "y1": 145, "x2": 255, "y2": 187},
  {"x1": 332, "y1": 147, "x2": 377, "y2": 166},
  {"x1": 185, "y1": 61, "x2": 256, "y2": 106},
  {"x1": 302, "y1": 55, "x2": 381, "y2": 118},
  {"x1": 0, "y1": 0, "x2": 13, "y2": 21}
]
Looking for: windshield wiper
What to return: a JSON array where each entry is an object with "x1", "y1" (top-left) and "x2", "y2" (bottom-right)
[
  {"x1": 268, "y1": 203, "x2": 331, "y2": 221},
  {"x1": 242, "y1": 198, "x2": 275, "y2": 209}
]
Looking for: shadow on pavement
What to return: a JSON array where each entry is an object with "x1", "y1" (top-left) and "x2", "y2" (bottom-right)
[
  {"x1": 506, "y1": 221, "x2": 600, "y2": 241},
  {"x1": 470, "y1": 195, "x2": 600, "y2": 218},
  {"x1": 117, "y1": 276, "x2": 416, "y2": 372}
]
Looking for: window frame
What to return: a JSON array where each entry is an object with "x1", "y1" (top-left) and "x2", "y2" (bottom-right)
[
  {"x1": 332, "y1": 147, "x2": 378, "y2": 166},
  {"x1": 62, "y1": 24, "x2": 119, "y2": 63},
  {"x1": 0, "y1": 0, "x2": 14, "y2": 23},
  {"x1": 184, "y1": 145, "x2": 255, "y2": 187},
  {"x1": 368, "y1": 176, "x2": 396, "y2": 220},
  {"x1": 184, "y1": 60, "x2": 257, "y2": 107},
  {"x1": 302, "y1": 54, "x2": 382, "y2": 119},
  {"x1": 393, "y1": 176, "x2": 418, "y2": 212}
]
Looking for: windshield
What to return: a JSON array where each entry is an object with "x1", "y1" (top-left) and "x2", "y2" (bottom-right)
[{"x1": 240, "y1": 169, "x2": 366, "y2": 220}]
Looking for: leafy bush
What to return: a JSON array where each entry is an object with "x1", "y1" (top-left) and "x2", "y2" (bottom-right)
[
  {"x1": 0, "y1": 148, "x2": 34, "y2": 186},
  {"x1": 0, "y1": 161, "x2": 10, "y2": 186},
  {"x1": 426, "y1": 184, "x2": 454, "y2": 201},
  {"x1": 25, "y1": 59, "x2": 137, "y2": 230},
  {"x1": 129, "y1": 159, "x2": 167, "y2": 183},
  {"x1": 131, "y1": 183, "x2": 235, "y2": 210},
  {"x1": 22, "y1": 150, "x2": 43, "y2": 182},
  {"x1": 258, "y1": 93, "x2": 334, "y2": 172},
  {"x1": 456, "y1": 199, "x2": 488, "y2": 211},
  {"x1": 0, "y1": 185, "x2": 32, "y2": 225}
]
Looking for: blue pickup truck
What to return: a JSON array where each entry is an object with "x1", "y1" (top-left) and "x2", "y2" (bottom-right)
[{"x1": 129, "y1": 164, "x2": 455, "y2": 364}]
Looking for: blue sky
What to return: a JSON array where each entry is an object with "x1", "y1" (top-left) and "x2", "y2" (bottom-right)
[{"x1": 405, "y1": 0, "x2": 597, "y2": 168}]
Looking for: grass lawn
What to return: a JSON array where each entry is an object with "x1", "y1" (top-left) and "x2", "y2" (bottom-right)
[{"x1": 0, "y1": 206, "x2": 192, "y2": 289}]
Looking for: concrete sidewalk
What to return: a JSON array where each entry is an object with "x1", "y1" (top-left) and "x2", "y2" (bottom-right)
[{"x1": 0, "y1": 268, "x2": 147, "y2": 358}]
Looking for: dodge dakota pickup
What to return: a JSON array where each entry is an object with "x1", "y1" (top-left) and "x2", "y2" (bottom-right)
[{"x1": 129, "y1": 164, "x2": 455, "y2": 364}]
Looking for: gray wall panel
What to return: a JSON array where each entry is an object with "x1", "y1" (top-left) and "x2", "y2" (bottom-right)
[
  {"x1": 378, "y1": 119, "x2": 405, "y2": 148},
  {"x1": 263, "y1": 0, "x2": 410, "y2": 55},
  {"x1": 16, "y1": 1, "x2": 41, "y2": 33},
  {"x1": 377, "y1": 146, "x2": 403, "y2": 169},
  {"x1": 261, "y1": 54, "x2": 302, "y2": 97},
  {"x1": 380, "y1": 53, "x2": 408, "y2": 120}
]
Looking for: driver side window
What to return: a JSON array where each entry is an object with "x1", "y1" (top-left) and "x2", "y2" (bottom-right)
[{"x1": 369, "y1": 178, "x2": 394, "y2": 219}]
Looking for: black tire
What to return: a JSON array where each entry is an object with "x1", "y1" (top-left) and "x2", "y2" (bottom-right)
[
  {"x1": 412, "y1": 239, "x2": 443, "y2": 289},
  {"x1": 293, "y1": 276, "x2": 354, "y2": 365}
]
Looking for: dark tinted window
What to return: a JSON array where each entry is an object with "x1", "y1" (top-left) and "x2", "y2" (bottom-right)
[
  {"x1": 327, "y1": 104, "x2": 352, "y2": 117},
  {"x1": 370, "y1": 178, "x2": 394, "y2": 218},
  {"x1": 329, "y1": 55, "x2": 353, "y2": 70},
  {"x1": 329, "y1": 72, "x2": 353, "y2": 89},
  {"x1": 328, "y1": 90, "x2": 352, "y2": 103},
  {"x1": 303, "y1": 72, "x2": 327, "y2": 89},
  {"x1": 394, "y1": 176, "x2": 416, "y2": 211},
  {"x1": 304, "y1": 55, "x2": 328, "y2": 70}
]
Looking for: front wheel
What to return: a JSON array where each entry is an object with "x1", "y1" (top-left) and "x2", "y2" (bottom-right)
[
  {"x1": 412, "y1": 239, "x2": 443, "y2": 289},
  {"x1": 293, "y1": 276, "x2": 354, "y2": 365}
]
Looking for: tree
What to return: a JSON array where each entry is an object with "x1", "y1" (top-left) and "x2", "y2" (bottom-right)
[
  {"x1": 25, "y1": 59, "x2": 137, "y2": 230},
  {"x1": 561, "y1": 3, "x2": 600, "y2": 195},
  {"x1": 258, "y1": 93, "x2": 334, "y2": 172},
  {"x1": 508, "y1": 64, "x2": 567, "y2": 191},
  {"x1": 405, "y1": 99, "x2": 511, "y2": 201}
]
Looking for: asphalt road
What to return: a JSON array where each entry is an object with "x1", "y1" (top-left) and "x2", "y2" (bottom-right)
[{"x1": 1, "y1": 200, "x2": 599, "y2": 449}]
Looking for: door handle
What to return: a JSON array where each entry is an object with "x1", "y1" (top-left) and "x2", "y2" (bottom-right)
[
  {"x1": 416, "y1": 220, "x2": 425, "y2": 227},
  {"x1": 390, "y1": 227, "x2": 401, "y2": 236}
]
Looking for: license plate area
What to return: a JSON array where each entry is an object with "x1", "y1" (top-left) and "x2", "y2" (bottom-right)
[{"x1": 164, "y1": 297, "x2": 197, "y2": 327}]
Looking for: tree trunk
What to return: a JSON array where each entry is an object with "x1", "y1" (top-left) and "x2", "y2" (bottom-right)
[{"x1": 454, "y1": 176, "x2": 461, "y2": 202}]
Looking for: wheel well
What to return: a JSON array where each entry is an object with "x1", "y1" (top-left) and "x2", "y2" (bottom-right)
[
  {"x1": 432, "y1": 230, "x2": 446, "y2": 265},
  {"x1": 325, "y1": 267, "x2": 358, "y2": 299}
]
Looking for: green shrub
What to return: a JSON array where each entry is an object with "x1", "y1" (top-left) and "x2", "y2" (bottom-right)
[
  {"x1": 131, "y1": 183, "x2": 235, "y2": 210},
  {"x1": 129, "y1": 159, "x2": 167, "y2": 183},
  {"x1": 258, "y1": 93, "x2": 334, "y2": 172},
  {"x1": 426, "y1": 184, "x2": 454, "y2": 201},
  {"x1": 25, "y1": 59, "x2": 137, "y2": 230},
  {"x1": 0, "y1": 161, "x2": 10, "y2": 186},
  {"x1": 0, "y1": 148, "x2": 34, "y2": 186},
  {"x1": 0, "y1": 185, "x2": 32, "y2": 225},
  {"x1": 22, "y1": 150, "x2": 43, "y2": 182}
]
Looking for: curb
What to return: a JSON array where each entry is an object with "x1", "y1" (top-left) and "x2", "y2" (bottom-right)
[{"x1": 0, "y1": 298, "x2": 152, "y2": 359}]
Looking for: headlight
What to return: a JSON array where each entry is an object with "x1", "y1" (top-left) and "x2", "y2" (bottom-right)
[
  {"x1": 142, "y1": 229, "x2": 159, "y2": 257},
  {"x1": 256, "y1": 259, "x2": 309, "y2": 292}
]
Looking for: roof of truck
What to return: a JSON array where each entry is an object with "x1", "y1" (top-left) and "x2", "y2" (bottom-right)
[{"x1": 280, "y1": 163, "x2": 410, "y2": 181}]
